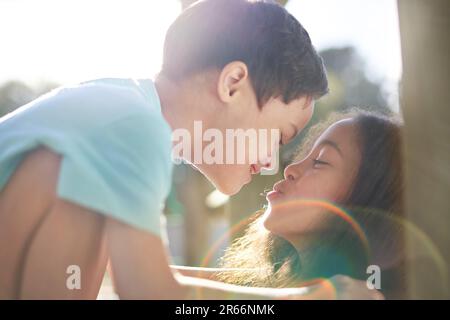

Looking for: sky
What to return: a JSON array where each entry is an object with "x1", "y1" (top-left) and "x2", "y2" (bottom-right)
[
  {"x1": 287, "y1": 0, "x2": 402, "y2": 106},
  {"x1": 0, "y1": 0, "x2": 402, "y2": 103},
  {"x1": 0, "y1": 0, "x2": 181, "y2": 85}
]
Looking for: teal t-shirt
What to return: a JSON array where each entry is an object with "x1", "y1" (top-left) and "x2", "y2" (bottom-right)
[{"x1": 0, "y1": 78, "x2": 173, "y2": 236}]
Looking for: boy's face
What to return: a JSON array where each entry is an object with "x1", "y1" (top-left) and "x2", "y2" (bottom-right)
[{"x1": 192, "y1": 63, "x2": 315, "y2": 195}]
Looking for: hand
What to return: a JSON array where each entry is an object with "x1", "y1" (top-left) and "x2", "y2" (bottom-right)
[{"x1": 305, "y1": 275, "x2": 385, "y2": 300}]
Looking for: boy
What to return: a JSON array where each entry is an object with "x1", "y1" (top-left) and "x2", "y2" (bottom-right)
[{"x1": 0, "y1": 0, "x2": 379, "y2": 299}]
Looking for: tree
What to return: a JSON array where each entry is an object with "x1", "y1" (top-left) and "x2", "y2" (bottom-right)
[
  {"x1": 0, "y1": 81, "x2": 59, "y2": 117},
  {"x1": 398, "y1": 0, "x2": 450, "y2": 299}
]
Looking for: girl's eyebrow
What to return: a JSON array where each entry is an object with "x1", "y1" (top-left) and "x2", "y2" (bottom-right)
[{"x1": 316, "y1": 139, "x2": 343, "y2": 156}]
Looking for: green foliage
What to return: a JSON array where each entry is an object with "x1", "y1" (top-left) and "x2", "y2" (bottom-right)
[{"x1": 0, "y1": 80, "x2": 59, "y2": 117}]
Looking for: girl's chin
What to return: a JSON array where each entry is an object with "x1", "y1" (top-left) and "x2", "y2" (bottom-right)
[
  {"x1": 261, "y1": 209, "x2": 282, "y2": 233},
  {"x1": 262, "y1": 219, "x2": 290, "y2": 239},
  {"x1": 262, "y1": 208, "x2": 304, "y2": 237}
]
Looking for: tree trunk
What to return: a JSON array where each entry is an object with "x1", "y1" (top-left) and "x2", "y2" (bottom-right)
[{"x1": 398, "y1": 0, "x2": 450, "y2": 299}]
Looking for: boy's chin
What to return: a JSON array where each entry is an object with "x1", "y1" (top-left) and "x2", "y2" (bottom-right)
[
  {"x1": 214, "y1": 181, "x2": 244, "y2": 196},
  {"x1": 212, "y1": 174, "x2": 251, "y2": 195},
  {"x1": 198, "y1": 164, "x2": 251, "y2": 195}
]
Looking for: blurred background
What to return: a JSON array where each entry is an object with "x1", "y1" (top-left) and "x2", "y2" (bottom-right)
[
  {"x1": 0, "y1": 0, "x2": 403, "y2": 267},
  {"x1": 3, "y1": 0, "x2": 450, "y2": 300}
]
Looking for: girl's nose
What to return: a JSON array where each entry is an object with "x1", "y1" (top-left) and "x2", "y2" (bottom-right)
[{"x1": 284, "y1": 162, "x2": 300, "y2": 181}]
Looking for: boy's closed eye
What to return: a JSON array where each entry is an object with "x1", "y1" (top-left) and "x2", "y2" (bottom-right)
[{"x1": 280, "y1": 123, "x2": 300, "y2": 146}]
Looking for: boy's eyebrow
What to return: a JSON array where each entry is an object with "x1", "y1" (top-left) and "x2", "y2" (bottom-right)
[{"x1": 316, "y1": 139, "x2": 343, "y2": 156}]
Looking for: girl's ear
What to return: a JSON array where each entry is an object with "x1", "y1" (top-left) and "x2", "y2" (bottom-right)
[{"x1": 217, "y1": 61, "x2": 249, "y2": 103}]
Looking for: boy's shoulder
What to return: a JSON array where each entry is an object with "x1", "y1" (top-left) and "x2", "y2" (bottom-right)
[
  {"x1": 78, "y1": 77, "x2": 171, "y2": 135},
  {"x1": 50, "y1": 77, "x2": 164, "y2": 125},
  {"x1": 77, "y1": 77, "x2": 158, "y2": 111}
]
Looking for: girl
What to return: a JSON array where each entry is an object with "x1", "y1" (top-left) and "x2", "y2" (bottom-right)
[{"x1": 177, "y1": 111, "x2": 406, "y2": 299}]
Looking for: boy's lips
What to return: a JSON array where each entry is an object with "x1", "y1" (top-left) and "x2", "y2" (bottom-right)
[{"x1": 250, "y1": 164, "x2": 261, "y2": 175}]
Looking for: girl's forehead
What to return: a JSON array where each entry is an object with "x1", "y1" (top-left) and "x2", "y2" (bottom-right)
[
  {"x1": 322, "y1": 118, "x2": 355, "y2": 135},
  {"x1": 292, "y1": 117, "x2": 358, "y2": 162},
  {"x1": 315, "y1": 118, "x2": 356, "y2": 146}
]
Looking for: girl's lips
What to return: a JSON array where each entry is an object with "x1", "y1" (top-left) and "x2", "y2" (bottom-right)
[
  {"x1": 266, "y1": 190, "x2": 283, "y2": 202},
  {"x1": 266, "y1": 180, "x2": 288, "y2": 203}
]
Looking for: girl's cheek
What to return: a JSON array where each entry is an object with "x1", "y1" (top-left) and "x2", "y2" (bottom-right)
[
  {"x1": 307, "y1": 180, "x2": 341, "y2": 202},
  {"x1": 295, "y1": 174, "x2": 327, "y2": 197}
]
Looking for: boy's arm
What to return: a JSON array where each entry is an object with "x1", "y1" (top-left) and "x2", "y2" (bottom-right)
[
  {"x1": 170, "y1": 266, "x2": 219, "y2": 280},
  {"x1": 106, "y1": 218, "x2": 307, "y2": 299},
  {"x1": 107, "y1": 218, "x2": 383, "y2": 300},
  {"x1": 171, "y1": 266, "x2": 258, "y2": 281}
]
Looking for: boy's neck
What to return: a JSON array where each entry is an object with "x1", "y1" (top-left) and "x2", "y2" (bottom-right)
[{"x1": 154, "y1": 73, "x2": 189, "y2": 132}]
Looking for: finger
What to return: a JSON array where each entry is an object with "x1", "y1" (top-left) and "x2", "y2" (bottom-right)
[{"x1": 373, "y1": 290, "x2": 385, "y2": 300}]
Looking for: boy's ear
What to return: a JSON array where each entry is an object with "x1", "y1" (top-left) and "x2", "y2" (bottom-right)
[
  {"x1": 217, "y1": 61, "x2": 249, "y2": 103},
  {"x1": 303, "y1": 95, "x2": 314, "y2": 109},
  {"x1": 301, "y1": 95, "x2": 314, "y2": 110}
]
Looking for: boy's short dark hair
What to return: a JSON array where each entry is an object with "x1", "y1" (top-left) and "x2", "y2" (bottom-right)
[{"x1": 161, "y1": 0, "x2": 328, "y2": 106}]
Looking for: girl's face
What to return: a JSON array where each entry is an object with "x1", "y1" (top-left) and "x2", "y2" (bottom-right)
[{"x1": 263, "y1": 118, "x2": 362, "y2": 239}]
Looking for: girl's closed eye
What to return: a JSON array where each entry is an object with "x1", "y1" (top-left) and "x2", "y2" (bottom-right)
[
  {"x1": 311, "y1": 147, "x2": 333, "y2": 168},
  {"x1": 312, "y1": 158, "x2": 330, "y2": 168}
]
